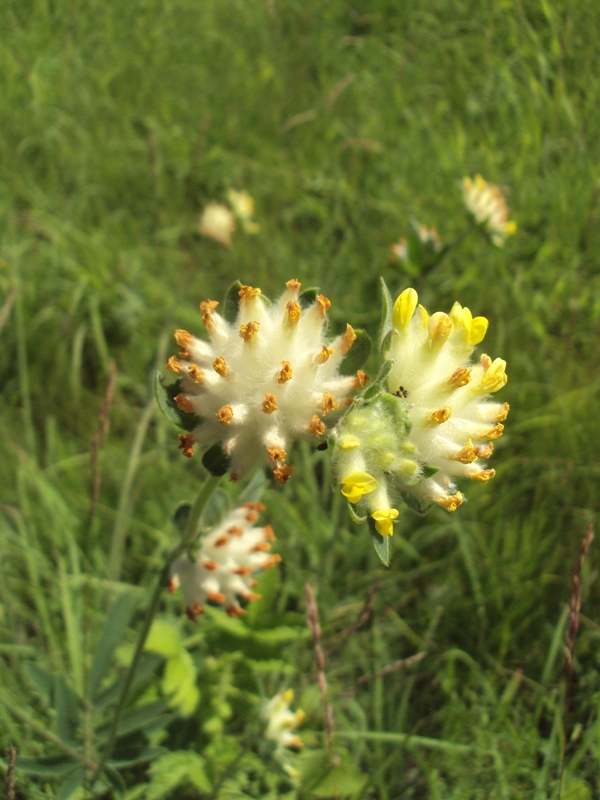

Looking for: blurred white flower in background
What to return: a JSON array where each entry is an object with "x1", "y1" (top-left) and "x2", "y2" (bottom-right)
[
  {"x1": 227, "y1": 189, "x2": 260, "y2": 234},
  {"x1": 199, "y1": 202, "x2": 236, "y2": 247},
  {"x1": 462, "y1": 174, "x2": 516, "y2": 247}
]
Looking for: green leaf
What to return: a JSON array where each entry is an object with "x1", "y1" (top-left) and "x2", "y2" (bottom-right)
[
  {"x1": 299, "y1": 287, "x2": 318, "y2": 308},
  {"x1": 378, "y1": 277, "x2": 394, "y2": 352},
  {"x1": 115, "y1": 700, "x2": 172, "y2": 738},
  {"x1": 245, "y1": 563, "x2": 281, "y2": 627},
  {"x1": 347, "y1": 502, "x2": 367, "y2": 524},
  {"x1": 368, "y1": 517, "x2": 391, "y2": 567},
  {"x1": 24, "y1": 663, "x2": 55, "y2": 705},
  {"x1": 200, "y1": 488, "x2": 231, "y2": 529},
  {"x1": 55, "y1": 676, "x2": 80, "y2": 745},
  {"x1": 361, "y1": 360, "x2": 394, "y2": 401},
  {"x1": 172, "y1": 503, "x2": 191, "y2": 535},
  {"x1": 202, "y1": 443, "x2": 231, "y2": 477},
  {"x1": 16, "y1": 756, "x2": 79, "y2": 777},
  {"x1": 88, "y1": 591, "x2": 140, "y2": 700},
  {"x1": 107, "y1": 747, "x2": 167, "y2": 769},
  {"x1": 399, "y1": 490, "x2": 432, "y2": 515},
  {"x1": 146, "y1": 751, "x2": 212, "y2": 798},
  {"x1": 145, "y1": 619, "x2": 183, "y2": 659},
  {"x1": 339, "y1": 329, "x2": 371, "y2": 376},
  {"x1": 162, "y1": 650, "x2": 199, "y2": 716},
  {"x1": 154, "y1": 372, "x2": 202, "y2": 432},
  {"x1": 94, "y1": 653, "x2": 163, "y2": 712},
  {"x1": 310, "y1": 759, "x2": 368, "y2": 798},
  {"x1": 56, "y1": 767, "x2": 84, "y2": 800},
  {"x1": 222, "y1": 280, "x2": 244, "y2": 323}
]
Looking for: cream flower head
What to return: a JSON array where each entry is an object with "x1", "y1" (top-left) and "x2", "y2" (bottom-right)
[
  {"x1": 333, "y1": 286, "x2": 508, "y2": 550},
  {"x1": 169, "y1": 502, "x2": 280, "y2": 619},
  {"x1": 227, "y1": 189, "x2": 260, "y2": 234},
  {"x1": 164, "y1": 280, "x2": 368, "y2": 483},
  {"x1": 462, "y1": 175, "x2": 516, "y2": 247},
  {"x1": 199, "y1": 202, "x2": 236, "y2": 247},
  {"x1": 263, "y1": 689, "x2": 305, "y2": 755}
]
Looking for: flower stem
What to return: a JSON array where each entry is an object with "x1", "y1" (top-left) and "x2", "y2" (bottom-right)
[{"x1": 97, "y1": 474, "x2": 221, "y2": 772}]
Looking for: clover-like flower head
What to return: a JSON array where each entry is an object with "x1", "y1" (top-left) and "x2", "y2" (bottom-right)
[
  {"x1": 263, "y1": 689, "x2": 305, "y2": 755},
  {"x1": 168, "y1": 280, "x2": 366, "y2": 483},
  {"x1": 462, "y1": 175, "x2": 516, "y2": 247},
  {"x1": 169, "y1": 502, "x2": 280, "y2": 619},
  {"x1": 199, "y1": 202, "x2": 236, "y2": 248},
  {"x1": 333, "y1": 287, "x2": 508, "y2": 538}
]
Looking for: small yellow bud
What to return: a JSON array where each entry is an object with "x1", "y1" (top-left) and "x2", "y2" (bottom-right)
[
  {"x1": 340, "y1": 472, "x2": 379, "y2": 504},
  {"x1": 417, "y1": 304, "x2": 429, "y2": 327},
  {"x1": 428, "y1": 312, "x2": 452, "y2": 350},
  {"x1": 469, "y1": 316, "x2": 488, "y2": 345},
  {"x1": 448, "y1": 367, "x2": 472, "y2": 388},
  {"x1": 315, "y1": 345, "x2": 335, "y2": 365},
  {"x1": 480, "y1": 358, "x2": 508, "y2": 393},
  {"x1": 470, "y1": 468, "x2": 496, "y2": 482},
  {"x1": 339, "y1": 434, "x2": 361, "y2": 450},
  {"x1": 392, "y1": 288, "x2": 418, "y2": 329},
  {"x1": 435, "y1": 492, "x2": 464, "y2": 512},
  {"x1": 452, "y1": 439, "x2": 478, "y2": 464},
  {"x1": 341, "y1": 324, "x2": 356, "y2": 354},
  {"x1": 371, "y1": 508, "x2": 399, "y2": 537}
]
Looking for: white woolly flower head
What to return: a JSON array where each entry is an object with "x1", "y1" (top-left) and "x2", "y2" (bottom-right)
[
  {"x1": 167, "y1": 280, "x2": 367, "y2": 483},
  {"x1": 391, "y1": 222, "x2": 441, "y2": 265},
  {"x1": 462, "y1": 175, "x2": 516, "y2": 247},
  {"x1": 263, "y1": 689, "x2": 305, "y2": 756},
  {"x1": 199, "y1": 202, "x2": 236, "y2": 247},
  {"x1": 332, "y1": 287, "x2": 508, "y2": 539},
  {"x1": 227, "y1": 189, "x2": 260, "y2": 234},
  {"x1": 169, "y1": 502, "x2": 280, "y2": 619}
]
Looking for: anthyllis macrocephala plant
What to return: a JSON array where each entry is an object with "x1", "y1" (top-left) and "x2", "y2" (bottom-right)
[
  {"x1": 330, "y1": 281, "x2": 509, "y2": 564},
  {"x1": 169, "y1": 502, "x2": 280, "y2": 619},
  {"x1": 263, "y1": 689, "x2": 305, "y2": 778},
  {"x1": 159, "y1": 279, "x2": 370, "y2": 484},
  {"x1": 462, "y1": 174, "x2": 517, "y2": 247}
]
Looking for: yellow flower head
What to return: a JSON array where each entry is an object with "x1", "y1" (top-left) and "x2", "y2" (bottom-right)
[
  {"x1": 371, "y1": 508, "x2": 399, "y2": 537},
  {"x1": 341, "y1": 472, "x2": 379, "y2": 504}
]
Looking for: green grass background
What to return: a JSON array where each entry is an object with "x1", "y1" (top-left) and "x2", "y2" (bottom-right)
[{"x1": 1, "y1": 0, "x2": 600, "y2": 797}]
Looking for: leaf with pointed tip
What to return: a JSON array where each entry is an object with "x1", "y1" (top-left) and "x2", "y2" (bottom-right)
[
  {"x1": 107, "y1": 747, "x2": 167, "y2": 769},
  {"x1": 378, "y1": 277, "x2": 394, "y2": 352},
  {"x1": 299, "y1": 288, "x2": 318, "y2": 308},
  {"x1": 368, "y1": 516, "x2": 391, "y2": 567},
  {"x1": 16, "y1": 757, "x2": 78, "y2": 777},
  {"x1": 88, "y1": 591, "x2": 140, "y2": 700},
  {"x1": 347, "y1": 502, "x2": 367, "y2": 525},
  {"x1": 202, "y1": 443, "x2": 231, "y2": 476},
  {"x1": 155, "y1": 373, "x2": 202, "y2": 432},
  {"x1": 222, "y1": 280, "x2": 243, "y2": 323},
  {"x1": 55, "y1": 677, "x2": 80, "y2": 745},
  {"x1": 339, "y1": 329, "x2": 371, "y2": 376},
  {"x1": 56, "y1": 767, "x2": 83, "y2": 800}
]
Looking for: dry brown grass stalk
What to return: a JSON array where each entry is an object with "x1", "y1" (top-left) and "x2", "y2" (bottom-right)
[{"x1": 305, "y1": 582, "x2": 333, "y2": 752}]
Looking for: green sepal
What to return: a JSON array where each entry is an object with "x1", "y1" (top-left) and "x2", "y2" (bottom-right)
[
  {"x1": 367, "y1": 516, "x2": 391, "y2": 567},
  {"x1": 299, "y1": 287, "x2": 318, "y2": 308},
  {"x1": 421, "y1": 464, "x2": 439, "y2": 478},
  {"x1": 378, "y1": 391, "x2": 412, "y2": 437},
  {"x1": 155, "y1": 373, "x2": 202, "y2": 432},
  {"x1": 361, "y1": 360, "x2": 394, "y2": 401},
  {"x1": 222, "y1": 280, "x2": 243, "y2": 323},
  {"x1": 378, "y1": 277, "x2": 394, "y2": 352},
  {"x1": 380, "y1": 327, "x2": 395, "y2": 357},
  {"x1": 399, "y1": 490, "x2": 432, "y2": 515},
  {"x1": 339, "y1": 329, "x2": 372, "y2": 376},
  {"x1": 202, "y1": 443, "x2": 231, "y2": 477},
  {"x1": 347, "y1": 502, "x2": 367, "y2": 524},
  {"x1": 172, "y1": 503, "x2": 191, "y2": 536}
]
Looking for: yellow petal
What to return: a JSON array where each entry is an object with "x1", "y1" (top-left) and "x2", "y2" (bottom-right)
[
  {"x1": 469, "y1": 316, "x2": 488, "y2": 345},
  {"x1": 340, "y1": 472, "x2": 379, "y2": 504},
  {"x1": 371, "y1": 508, "x2": 399, "y2": 537},
  {"x1": 392, "y1": 288, "x2": 418, "y2": 329}
]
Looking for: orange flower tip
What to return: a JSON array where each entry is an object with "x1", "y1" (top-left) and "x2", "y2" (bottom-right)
[
  {"x1": 471, "y1": 468, "x2": 496, "y2": 482},
  {"x1": 207, "y1": 590, "x2": 226, "y2": 605},
  {"x1": 262, "y1": 393, "x2": 278, "y2": 413},
  {"x1": 167, "y1": 355, "x2": 183, "y2": 374},
  {"x1": 252, "y1": 541, "x2": 271, "y2": 552},
  {"x1": 354, "y1": 369, "x2": 369, "y2": 389},
  {"x1": 242, "y1": 501, "x2": 266, "y2": 512},
  {"x1": 233, "y1": 565, "x2": 253, "y2": 576},
  {"x1": 315, "y1": 345, "x2": 335, "y2": 365},
  {"x1": 267, "y1": 444, "x2": 287, "y2": 462},
  {"x1": 203, "y1": 559, "x2": 218, "y2": 570},
  {"x1": 200, "y1": 299, "x2": 219, "y2": 316},
  {"x1": 174, "y1": 329, "x2": 193, "y2": 347},
  {"x1": 476, "y1": 442, "x2": 494, "y2": 458},
  {"x1": 285, "y1": 300, "x2": 302, "y2": 325},
  {"x1": 265, "y1": 553, "x2": 282, "y2": 568},
  {"x1": 428, "y1": 407, "x2": 452, "y2": 425},
  {"x1": 484, "y1": 423, "x2": 504, "y2": 440},
  {"x1": 188, "y1": 364, "x2": 204, "y2": 384},
  {"x1": 178, "y1": 433, "x2": 195, "y2": 458},
  {"x1": 245, "y1": 510, "x2": 259, "y2": 523},
  {"x1": 308, "y1": 414, "x2": 326, "y2": 436},
  {"x1": 344, "y1": 396, "x2": 355, "y2": 407},
  {"x1": 226, "y1": 604, "x2": 247, "y2": 618},
  {"x1": 186, "y1": 604, "x2": 202, "y2": 621},
  {"x1": 480, "y1": 354, "x2": 493, "y2": 371},
  {"x1": 319, "y1": 392, "x2": 340, "y2": 416},
  {"x1": 452, "y1": 439, "x2": 478, "y2": 464},
  {"x1": 341, "y1": 324, "x2": 357, "y2": 354},
  {"x1": 278, "y1": 361, "x2": 293, "y2": 383},
  {"x1": 217, "y1": 405, "x2": 234, "y2": 424},
  {"x1": 227, "y1": 525, "x2": 244, "y2": 536},
  {"x1": 239, "y1": 285, "x2": 262, "y2": 301},
  {"x1": 178, "y1": 347, "x2": 191, "y2": 360},
  {"x1": 213, "y1": 535, "x2": 229, "y2": 547},
  {"x1": 286, "y1": 278, "x2": 301, "y2": 292},
  {"x1": 168, "y1": 579, "x2": 177, "y2": 594},
  {"x1": 436, "y1": 492, "x2": 464, "y2": 512},
  {"x1": 239, "y1": 320, "x2": 260, "y2": 342},
  {"x1": 213, "y1": 356, "x2": 229, "y2": 377},
  {"x1": 316, "y1": 294, "x2": 331, "y2": 316},
  {"x1": 249, "y1": 579, "x2": 259, "y2": 588},
  {"x1": 174, "y1": 393, "x2": 195, "y2": 414},
  {"x1": 242, "y1": 591, "x2": 262, "y2": 602},
  {"x1": 273, "y1": 464, "x2": 294, "y2": 484},
  {"x1": 494, "y1": 402, "x2": 510, "y2": 422},
  {"x1": 263, "y1": 524, "x2": 276, "y2": 541},
  {"x1": 448, "y1": 367, "x2": 472, "y2": 389}
]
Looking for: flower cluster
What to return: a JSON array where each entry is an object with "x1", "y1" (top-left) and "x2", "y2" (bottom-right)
[
  {"x1": 391, "y1": 223, "x2": 441, "y2": 264},
  {"x1": 263, "y1": 689, "x2": 305, "y2": 755},
  {"x1": 168, "y1": 280, "x2": 366, "y2": 483},
  {"x1": 169, "y1": 503, "x2": 280, "y2": 619},
  {"x1": 333, "y1": 287, "x2": 508, "y2": 536},
  {"x1": 462, "y1": 175, "x2": 516, "y2": 247},
  {"x1": 199, "y1": 190, "x2": 260, "y2": 247}
]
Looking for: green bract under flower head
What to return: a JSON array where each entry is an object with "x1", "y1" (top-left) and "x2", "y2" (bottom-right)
[
  {"x1": 333, "y1": 286, "x2": 509, "y2": 541},
  {"x1": 165, "y1": 280, "x2": 367, "y2": 483}
]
